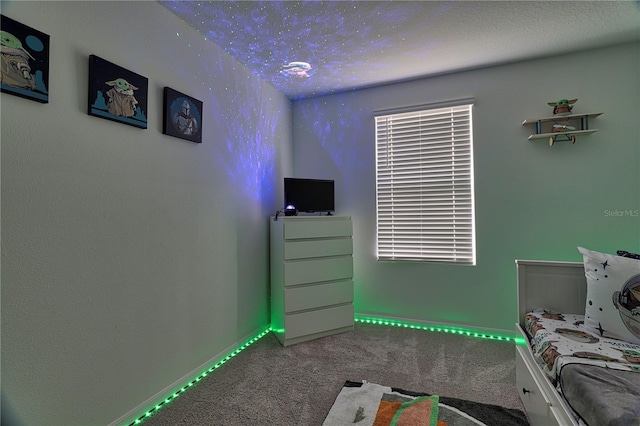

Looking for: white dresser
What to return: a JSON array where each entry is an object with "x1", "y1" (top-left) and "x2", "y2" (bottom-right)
[{"x1": 270, "y1": 215, "x2": 354, "y2": 346}]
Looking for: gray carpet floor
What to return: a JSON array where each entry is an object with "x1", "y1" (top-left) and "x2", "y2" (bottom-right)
[{"x1": 142, "y1": 322, "x2": 526, "y2": 425}]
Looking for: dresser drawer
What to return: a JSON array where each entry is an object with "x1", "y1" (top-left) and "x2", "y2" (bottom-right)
[
  {"x1": 285, "y1": 280, "x2": 353, "y2": 313},
  {"x1": 284, "y1": 256, "x2": 353, "y2": 286},
  {"x1": 285, "y1": 304, "x2": 354, "y2": 339},
  {"x1": 285, "y1": 237, "x2": 352, "y2": 260},
  {"x1": 284, "y1": 218, "x2": 352, "y2": 240}
]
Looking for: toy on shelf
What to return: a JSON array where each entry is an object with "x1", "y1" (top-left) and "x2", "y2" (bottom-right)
[
  {"x1": 523, "y1": 98, "x2": 602, "y2": 146},
  {"x1": 547, "y1": 98, "x2": 578, "y2": 115}
]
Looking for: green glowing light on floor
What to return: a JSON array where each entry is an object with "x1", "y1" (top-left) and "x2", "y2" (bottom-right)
[
  {"x1": 515, "y1": 336, "x2": 528, "y2": 346},
  {"x1": 354, "y1": 316, "x2": 514, "y2": 342},
  {"x1": 127, "y1": 327, "x2": 272, "y2": 426}
]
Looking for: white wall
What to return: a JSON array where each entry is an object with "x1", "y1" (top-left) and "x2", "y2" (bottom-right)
[
  {"x1": 1, "y1": 2, "x2": 292, "y2": 425},
  {"x1": 2, "y1": 2, "x2": 638, "y2": 424},
  {"x1": 292, "y1": 42, "x2": 640, "y2": 334}
]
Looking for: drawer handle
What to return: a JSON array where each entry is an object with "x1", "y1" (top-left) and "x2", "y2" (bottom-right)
[{"x1": 522, "y1": 388, "x2": 531, "y2": 395}]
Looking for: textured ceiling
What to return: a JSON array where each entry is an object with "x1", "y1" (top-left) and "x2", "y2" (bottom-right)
[{"x1": 161, "y1": 1, "x2": 640, "y2": 100}]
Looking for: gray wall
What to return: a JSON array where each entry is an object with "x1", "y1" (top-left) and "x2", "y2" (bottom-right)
[
  {"x1": 292, "y1": 42, "x2": 640, "y2": 334},
  {"x1": 1, "y1": 2, "x2": 292, "y2": 425}
]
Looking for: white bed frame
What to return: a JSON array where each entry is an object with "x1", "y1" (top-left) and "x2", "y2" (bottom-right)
[{"x1": 515, "y1": 259, "x2": 587, "y2": 426}]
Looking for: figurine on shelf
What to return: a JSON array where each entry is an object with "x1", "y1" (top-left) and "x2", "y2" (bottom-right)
[{"x1": 547, "y1": 98, "x2": 577, "y2": 115}]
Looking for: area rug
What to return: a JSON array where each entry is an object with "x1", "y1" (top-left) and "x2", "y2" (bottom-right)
[{"x1": 322, "y1": 381, "x2": 529, "y2": 426}]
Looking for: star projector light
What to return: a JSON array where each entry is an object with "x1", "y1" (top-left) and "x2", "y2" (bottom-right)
[
  {"x1": 280, "y1": 61, "x2": 313, "y2": 79},
  {"x1": 284, "y1": 204, "x2": 297, "y2": 216}
]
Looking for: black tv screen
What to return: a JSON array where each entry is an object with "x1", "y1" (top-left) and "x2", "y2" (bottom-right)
[{"x1": 284, "y1": 178, "x2": 335, "y2": 213}]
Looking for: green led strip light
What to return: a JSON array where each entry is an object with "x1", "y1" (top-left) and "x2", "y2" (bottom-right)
[
  {"x1": 127, "y1": 317, "x2": 514, "y2": 424},
  {"x1": 128, "y1": 327, "x2": 271, "y2": 426},
  {"x1": 355, "y1": 316, "x2": 515, "y2": 342}
]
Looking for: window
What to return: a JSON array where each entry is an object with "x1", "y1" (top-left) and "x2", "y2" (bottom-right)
[{"x1": 375, "y1": 100, "x2": 475, "y2": 264}]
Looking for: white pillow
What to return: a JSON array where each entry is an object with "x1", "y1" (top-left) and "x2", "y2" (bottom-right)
[{"x1": 578, "y1": 246, "x2": 640, "y2": 345}]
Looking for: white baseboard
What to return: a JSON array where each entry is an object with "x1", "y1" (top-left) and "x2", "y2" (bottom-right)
[
  {"x1": 355, "y1": 312, "x2": 514, "y2": 339},
  {"x1": 109, "y1": 325, "x2": 271, "y2": 426}
]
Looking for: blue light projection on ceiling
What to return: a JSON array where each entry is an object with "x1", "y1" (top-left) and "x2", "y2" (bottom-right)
[
  {"x1": 160, "y1": 1, "x2": 448, "y2": 99},
  {"x1": 295, "y1": 93, "x2": 366, "y2": 175},
  {"x1": 154, "y1": 27, "x2": 282, "y2": 204},
  {"x1": 203, "y1": 48, "x2": 282, "y2": 204}
]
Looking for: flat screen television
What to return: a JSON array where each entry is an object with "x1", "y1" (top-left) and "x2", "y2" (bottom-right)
[{"x1": 284, "y1": 177, "x2": 335, "y2": 214}]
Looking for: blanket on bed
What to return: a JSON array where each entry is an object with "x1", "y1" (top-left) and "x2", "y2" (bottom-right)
[
  {"x1": 524, "y1": 308, "x2": 640, "y2": 425},
  {"x1": 560, "y1": 364, "x2": 640, "y2": 426}
]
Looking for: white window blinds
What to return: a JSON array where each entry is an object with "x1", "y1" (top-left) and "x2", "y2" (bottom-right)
[{"x1": 375, "y1": 102, "x2": 475, "y2": 264}]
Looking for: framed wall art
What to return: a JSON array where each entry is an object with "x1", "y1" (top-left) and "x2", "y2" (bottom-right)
[
  {"x1": 88, "y1": 54, "x2": 148, "y2": 129},
  {"x1": 163, "y1": 87, "x2": 202, "y2": 143},
  {"x1": 0, "y1": 14, "x2": 50, "y2": 103}
]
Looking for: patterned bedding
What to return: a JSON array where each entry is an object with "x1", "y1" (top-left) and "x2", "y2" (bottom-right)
[
  {"x1": 524, "y1": 308, "x2": 640, "y2": 425},
  {"x1": 524, "y1": 308, "x2": 640, "y2": 384}
]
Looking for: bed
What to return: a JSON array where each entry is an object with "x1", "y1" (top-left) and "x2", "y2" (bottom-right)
[{"x1": 515, "y1": 249, "x2": 640, "y2": 426}]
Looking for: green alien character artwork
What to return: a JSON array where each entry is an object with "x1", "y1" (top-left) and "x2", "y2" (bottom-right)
[
  {"x1": 613, "y1": 273, "x2": 640, "y2": 341},
  {"x1": 0, "y1": 15, "x2": 50, "y2": 103},
  {"x1": 88, "y1": 55, "x2": 148, "y2": 129},
  {"x1": 105, "y1": 78, "x2": 139, "y2": 118}
]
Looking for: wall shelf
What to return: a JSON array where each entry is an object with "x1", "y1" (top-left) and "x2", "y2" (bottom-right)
[{"x1": 523, "y1": 112, "x2": 602, "y2": 146}]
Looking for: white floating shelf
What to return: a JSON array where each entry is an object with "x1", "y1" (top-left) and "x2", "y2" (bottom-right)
[
  {"x1": 527, "y1": 129, "x2": 599, "y2": 140},
  {"x1": 523, "y1": 112, "x2": 602, "y2": 145},
  {"x1": 522, "y1": 112, "x2": 603, "y2": 125}
]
